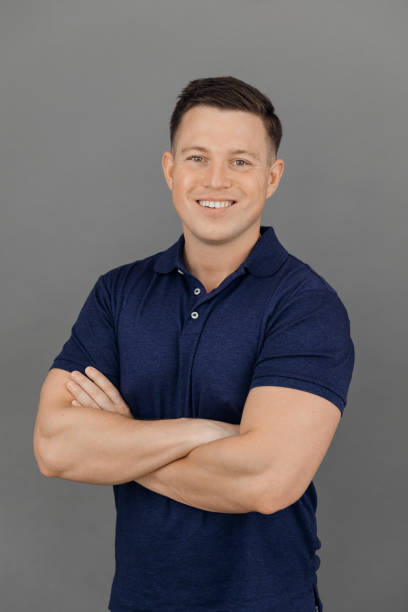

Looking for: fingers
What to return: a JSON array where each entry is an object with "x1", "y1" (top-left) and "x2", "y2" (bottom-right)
[
  {"x1": 67, "y1": 366, "x2": 132, "y2": 418},
  {"x1": 68, "y1": 369, "x2": 113, "y2": 411},
  {"x1": 66, "y1": 380, "x2": 101, "y2": 410},
  {"x1": 84, "y1": 366, "x2": 124, "y2": 406},
  {"x1": 84, "y1": 367, "x2": 132, "y2": 418}
]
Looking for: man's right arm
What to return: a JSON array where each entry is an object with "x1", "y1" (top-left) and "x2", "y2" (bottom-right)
[{"x1": 33, "y1": 368, "x2": 223, "y2": 486}]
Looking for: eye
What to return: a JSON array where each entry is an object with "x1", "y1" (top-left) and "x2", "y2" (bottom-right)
[{"x1": 186, "y1": 156, "x2": 250, "y2": 166}]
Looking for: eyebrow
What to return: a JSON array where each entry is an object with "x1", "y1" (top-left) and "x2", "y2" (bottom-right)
[{"x1": 180, "y1": 145, "x2": 261, "y2": 161}]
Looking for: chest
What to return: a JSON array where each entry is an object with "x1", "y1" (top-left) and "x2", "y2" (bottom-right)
[{"x1": 116, "y1": 281, "x2": 269, "y2": 423}]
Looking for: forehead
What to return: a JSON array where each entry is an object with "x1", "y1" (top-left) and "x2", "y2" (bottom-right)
[{"x1": 176, "y1": 105, "x2": 268, "y2": 152}]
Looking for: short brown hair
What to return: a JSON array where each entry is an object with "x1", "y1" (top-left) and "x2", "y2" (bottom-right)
[{"x1": 169, "y1": 76, "x2": 282, "y2": 165}]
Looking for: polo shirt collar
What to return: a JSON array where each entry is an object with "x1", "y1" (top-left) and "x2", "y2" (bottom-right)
[{"x1": 153, "y1": 225, "x2": 289, "y2": 278}]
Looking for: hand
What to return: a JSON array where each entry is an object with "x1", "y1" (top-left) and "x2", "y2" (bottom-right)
[{"x1": 65, "y1": 366, "x2": 133, "y2": 419}]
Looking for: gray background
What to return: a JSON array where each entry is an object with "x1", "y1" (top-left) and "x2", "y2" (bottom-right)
[{"x1": 1, "y1": 1, "x2": 407, "y2": 610}]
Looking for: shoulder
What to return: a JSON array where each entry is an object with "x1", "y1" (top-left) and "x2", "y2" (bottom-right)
[
  {"x1": 270, "y1": 253, "x2": 352, "y2": 326},
  {"x1": 94, "y1": 248, "x2": 166, "y2": 312},
  {"x1": 100, "y1": 247, "x2": 164, "y2": 288},
  {"x1": 279, "y1": 252, "x2": 339, "y2": 294}
]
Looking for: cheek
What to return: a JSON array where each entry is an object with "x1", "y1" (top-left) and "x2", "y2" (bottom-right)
[
  {"x1": 238, "y1": 176, "x2": 261, "y2": 197},
  {"x1": 251, "y1": 173, "x2": 268, "y2": 195},
  {"x1": 173, "y1": 171, "x2": 195, "y2": 192}
]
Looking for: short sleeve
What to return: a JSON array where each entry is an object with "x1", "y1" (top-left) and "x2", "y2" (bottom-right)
[
  {"x1": 249, "y1": 289, "x2": 355, "y2": 416},
  {"x1": 48, "y1": 273, "x2": 120, "y2": 388}
]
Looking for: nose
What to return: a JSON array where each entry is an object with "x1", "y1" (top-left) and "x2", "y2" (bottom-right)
[{"x1": 203, "y1": 160, "x2": 232, "y2": 190}]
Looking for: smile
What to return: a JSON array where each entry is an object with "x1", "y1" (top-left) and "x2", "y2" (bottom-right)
[{"x1": 195, "y1": 199, "x2": 237, "y2": 209}]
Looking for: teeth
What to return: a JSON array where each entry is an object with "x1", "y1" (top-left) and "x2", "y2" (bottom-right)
[{"x1": 198, "y1": 200, "x2": 235, "y2": 208}]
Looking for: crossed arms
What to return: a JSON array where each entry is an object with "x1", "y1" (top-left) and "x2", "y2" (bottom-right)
[{"x1": 33, "y1": 366, "x2": 341, "y2": 515}]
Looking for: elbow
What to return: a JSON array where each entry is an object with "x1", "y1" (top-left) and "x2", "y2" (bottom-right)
[
  {"x1": 39, "y1": 464, "x2": 56, "y2": 478},
  {"x1": 257, "y1": 495, "x2": 287, "y2": 515},
  {"x1": 255, "y1": 473, "x2": 288, "y2": 515},
  {"x1": 33, "y1": 433, "x2": 59, "y2": 478}
]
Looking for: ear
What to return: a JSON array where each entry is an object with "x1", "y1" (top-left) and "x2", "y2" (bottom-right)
[
  {"x1": 161, "y1": 151, "x2": 175, "y2": 191},
  {"x1": 266, "y1": 158, "x2": 285, "y2": 200}
]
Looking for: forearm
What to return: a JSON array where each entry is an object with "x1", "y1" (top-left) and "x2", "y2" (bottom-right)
[
  {"x1": 135, "y1": 431, "x2": 266, "y2": 514},
  {"x1": 43, "y1": 406, "x2": 202, "y2": 485}
]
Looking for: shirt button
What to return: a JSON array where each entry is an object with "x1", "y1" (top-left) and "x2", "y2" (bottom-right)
[
  {"x1": 177, "y1": 268, "x2": 184, "y2": 275},
  {"x1": 193, "y1": 288, "x2": 201, "y2": 295},
  {"x1": 191, "y1": 311, "x2": 199, "y2": 319}
]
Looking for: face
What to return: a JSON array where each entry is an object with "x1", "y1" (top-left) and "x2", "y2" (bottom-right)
[{"x1": 161, "y1": 104, "x2": 284, "y2": 244}]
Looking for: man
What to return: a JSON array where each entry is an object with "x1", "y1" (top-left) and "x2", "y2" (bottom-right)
[{"x1": 33, "y1": 76, "x2": 355, "y2": 611}]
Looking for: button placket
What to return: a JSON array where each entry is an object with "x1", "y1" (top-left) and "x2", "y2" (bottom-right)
[{"x1": 183, "y1": 265, "x2": 246, "y2": 322}]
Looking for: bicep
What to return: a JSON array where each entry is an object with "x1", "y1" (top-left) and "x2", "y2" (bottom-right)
[{"x1": 240, "y1": 385, "x2": 341, "y2": 512}]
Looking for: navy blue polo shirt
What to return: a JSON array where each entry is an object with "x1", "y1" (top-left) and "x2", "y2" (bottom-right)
[{"x1": 49, "y1": 225, "x2": 355, "y2": 612}]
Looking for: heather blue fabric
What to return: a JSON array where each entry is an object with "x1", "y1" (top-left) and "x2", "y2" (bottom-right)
[{"x1": 49, "y1": 225, "x2": 354, "y2": 611}]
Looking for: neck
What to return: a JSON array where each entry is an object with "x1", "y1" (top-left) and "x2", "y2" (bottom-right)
[{"x1": 182, "y1": 227, "x2": 262, "y2": 293}]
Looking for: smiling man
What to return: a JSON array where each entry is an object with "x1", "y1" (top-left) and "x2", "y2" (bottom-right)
[
  {"x1": 34, "y1": 76, "x2": 355, "y2": 612},
  {"x1": 162, "y1": 102, "x2": 284, "y2": 295}
]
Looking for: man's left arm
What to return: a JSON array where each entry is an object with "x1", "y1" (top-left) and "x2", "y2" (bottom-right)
[
  {"x1": 134, "y1": 385, "x2": 342, "y2": 515},
  {"x1": 134, "y1": 428, "x2": 273, "y2": 514}
]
